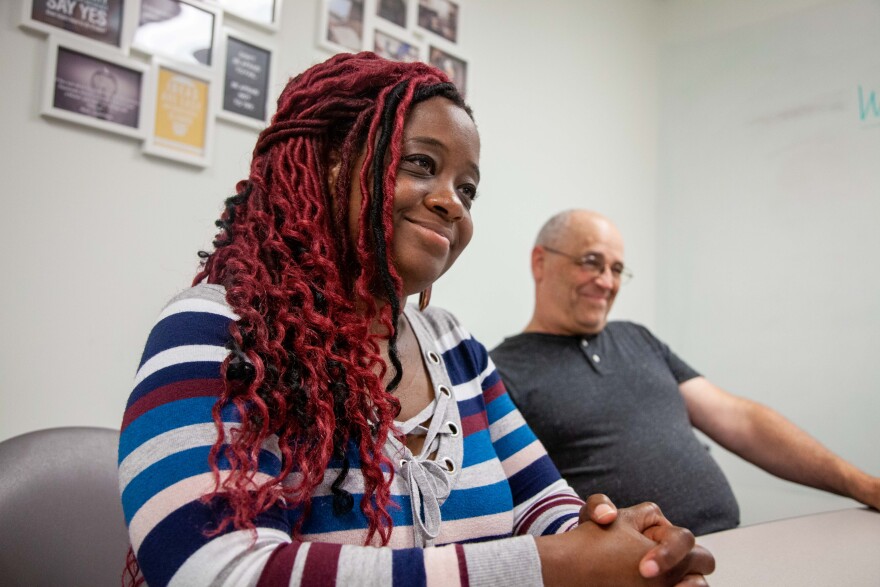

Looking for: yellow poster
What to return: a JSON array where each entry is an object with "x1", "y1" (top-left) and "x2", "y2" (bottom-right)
[{"x1": 153, "y1": 67, "x2": 208, "y2": 154}]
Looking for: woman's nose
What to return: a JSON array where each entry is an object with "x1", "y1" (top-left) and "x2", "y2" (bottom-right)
[{"x1": 424, "y1": 186, "x2": 465, "y2": 222}]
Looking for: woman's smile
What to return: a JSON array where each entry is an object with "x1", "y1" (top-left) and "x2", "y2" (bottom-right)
[{"x1": 404, "y1": 216, "x2": 454, "y2": 248}]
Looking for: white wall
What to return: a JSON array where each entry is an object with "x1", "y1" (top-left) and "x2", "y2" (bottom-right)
[
  {"x1": 0, "y1": 0, "x2": 661, "y2": 440},
  {"x1": 434, "y1": 0, "x2": 662, "y2": 346},
  {"x1": 657, "y1": 0, "x2": 880, "y2": 524}
]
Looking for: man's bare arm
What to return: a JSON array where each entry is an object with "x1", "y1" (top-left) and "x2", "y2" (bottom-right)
[{"x1": 679, "y1": 376, "x2": 880, "y2": 509}]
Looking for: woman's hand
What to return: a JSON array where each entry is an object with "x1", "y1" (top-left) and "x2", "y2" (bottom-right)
[{"x1": 536, "y1": 494, "x2": 715, "y2": 586}]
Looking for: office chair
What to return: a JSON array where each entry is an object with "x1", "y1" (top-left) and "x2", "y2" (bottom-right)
[{"x1": 0, "y1": 426, "x2": 130, "y2": 586}]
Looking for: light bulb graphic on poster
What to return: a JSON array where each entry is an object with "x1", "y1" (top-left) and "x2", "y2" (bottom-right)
[
  {"x1": 153, "y1": 67, "x2": 208, "y2": 155},
  {"x1": 52, "y1": 46, "x2": 141, "y2": 128}
]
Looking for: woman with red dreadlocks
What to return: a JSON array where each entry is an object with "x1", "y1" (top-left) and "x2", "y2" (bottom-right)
[{"x1": 118, "y1": 53, "x2": 713, "y2": 586}]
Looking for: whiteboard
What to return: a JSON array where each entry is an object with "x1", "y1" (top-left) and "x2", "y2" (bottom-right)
[{"x1": 658, "y1": 0, "x2": 880, "y2": 524}]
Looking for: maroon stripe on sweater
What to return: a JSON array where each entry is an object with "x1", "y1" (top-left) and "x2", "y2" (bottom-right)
[
  {"x1": 455, "y1": 543, "x2": 470, "y2": 587},
  {"x1": 121, "y1": 378, "x2": 223, "y2": 431},
  {"x1": 460, "y1": 410, "x2": 489, "y2": 437},
  {"x1": 302, "y1": 542, "x2": 342, "y2": 586},
  {"x1": 482, "y1": 379, "x2": 506, "y2": 404},
  {"x1": 257, "y1": 542, "x2": 301, "y2": 587},
  {"x1": 515, "y1": 495, "x2": 584, "y2": 535}
]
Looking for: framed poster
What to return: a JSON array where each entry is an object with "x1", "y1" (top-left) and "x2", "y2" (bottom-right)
[
  {"x1": 218, "y1": 28, "x2": 274, "y2": 129},
  {"x1": 375, "y1": 0, "x2": 408, "y2": 29},
  {"x1": 22, "y1": 0, "x2": 129, "y2": 49},
  {"x1": 216, "y1": 0, "x2": 281, "y2": 32},
  {"x1": 318, "y1": 0, "x2": 365, "y2": 54},
  {"x1": 428, "y1": 44, "x2": 466, "y2": 97},
  {"x1": 371, "y1": 27, "x2": 424, "y2": 63},
  {"x1": 417, "y1": 0, "x2": 458, "y2": 44},
  {"x1": 41, "y1": 36, "x2": 147, "y2": 138},
  {"x1": 143, "y1": 58, "x2": 214, "y2": 166},
  {"x1": 132, "y1": 0, "x2": 221, "y2": 67}
]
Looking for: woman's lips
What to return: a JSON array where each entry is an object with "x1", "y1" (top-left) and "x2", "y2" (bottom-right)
[{"x1": 406, "y1": 218, "x2": 453, "y2": 247}]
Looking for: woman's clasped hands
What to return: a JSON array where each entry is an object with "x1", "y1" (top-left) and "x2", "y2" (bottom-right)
[{"x1": 536, "y1": 494, "x2": 715, "y2": 586}]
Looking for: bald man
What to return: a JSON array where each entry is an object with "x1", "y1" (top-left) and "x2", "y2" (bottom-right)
[{"x1": 490, "y1": 209, "x2": 880, "y2": 536}]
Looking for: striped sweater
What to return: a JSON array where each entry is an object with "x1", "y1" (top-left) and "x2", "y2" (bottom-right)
[{"x1": 119, "y1": 284, "x2": 583, "y2": 586}]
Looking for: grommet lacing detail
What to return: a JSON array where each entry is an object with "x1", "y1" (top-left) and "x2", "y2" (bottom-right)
[{"x1": 426, "y1": 350, "x2": 441, "y2": 364}]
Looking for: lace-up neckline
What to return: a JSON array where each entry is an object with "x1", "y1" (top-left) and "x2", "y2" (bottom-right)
[{"x1": 385, "y1": 305, "x2": 463, "y2": 547}]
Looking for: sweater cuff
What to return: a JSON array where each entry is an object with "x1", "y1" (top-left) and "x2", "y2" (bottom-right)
[{"x1": 463, "y1": 535, "x2": 543, "y2": 586}]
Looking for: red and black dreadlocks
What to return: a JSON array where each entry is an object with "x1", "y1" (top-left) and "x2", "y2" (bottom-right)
[{"x1": 192, "y1": 52, "x2": 470, "y2": 546}]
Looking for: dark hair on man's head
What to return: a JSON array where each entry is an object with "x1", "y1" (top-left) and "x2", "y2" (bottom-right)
[{"x1": 192, "y1": 52, "x2": 470, "y2": 545}]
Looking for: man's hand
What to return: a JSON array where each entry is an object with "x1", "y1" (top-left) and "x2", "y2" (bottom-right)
[{"x1": 852, "y1": 475, "x2": 880, "y2": 511}]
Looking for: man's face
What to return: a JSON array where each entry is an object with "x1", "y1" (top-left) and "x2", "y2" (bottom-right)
[{"x1": 534, "y1": 216, "x2": 625, "y2": 336}]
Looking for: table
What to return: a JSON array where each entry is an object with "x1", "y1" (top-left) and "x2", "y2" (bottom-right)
[{"x1": 697, "y1": 508, "x2": 880, "y2": 586}]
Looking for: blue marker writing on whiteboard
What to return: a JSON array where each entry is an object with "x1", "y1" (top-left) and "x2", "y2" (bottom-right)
[{"x1": 858, "y1": 85, "x2": 880, "y2": 121}]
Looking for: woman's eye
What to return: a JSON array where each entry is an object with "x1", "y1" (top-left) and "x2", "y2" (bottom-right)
[
  {"x1": 459, "y1": 184, "x2": 477, "y2": 201},
  {"x1": 403, "y1": 155, "x2": 434, "y2": 172}
]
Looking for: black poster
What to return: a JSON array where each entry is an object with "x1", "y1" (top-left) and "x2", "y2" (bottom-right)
[
  {"x1": 222, "y1": 37, "x2": 271, "y2": 122},
  {"x1": 31, "y1": 0, "x2": 125, "y2": 47}
]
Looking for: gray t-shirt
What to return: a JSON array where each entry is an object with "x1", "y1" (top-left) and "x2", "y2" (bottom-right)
[{"x1": 490, "y1": 321, "x2": 740, "y2": 536}]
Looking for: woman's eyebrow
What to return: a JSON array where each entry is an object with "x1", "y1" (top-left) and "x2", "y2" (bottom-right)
[{"x1": 406, "y1": 136, "x2": 445, "y2": 149}]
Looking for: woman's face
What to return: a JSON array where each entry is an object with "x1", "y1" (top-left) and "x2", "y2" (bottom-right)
[
  {"x1": 391, "y1": 96, "x2": 480, "y2": 296},
  {"x1": 348, "y1": 96, "x2": 481, "y2": 298}
]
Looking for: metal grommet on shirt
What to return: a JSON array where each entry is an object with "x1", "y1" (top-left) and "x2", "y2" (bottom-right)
[
  {"x1": 446, "y1": 422, "x2": 459, "y2": 437},
  {"x1": 400, "y1": 459, "x2": 408, "y2": 468},
  {"x1": 426, "y1": 350, "x2": 441, "y2": 364},
  {"x1": 592, "y1": 354, "x2": 601, "y2": 363},
  {"x1": 442, "y1": 457, "x2": 456, "y2": 474},
  {"x1": 438, "y1": 385, "x2": 451, "y2": 397}
]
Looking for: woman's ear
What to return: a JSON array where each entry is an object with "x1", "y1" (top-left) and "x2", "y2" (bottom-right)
[{"x1": 326, "y1": 149, "x2": 342, "y2": 194}]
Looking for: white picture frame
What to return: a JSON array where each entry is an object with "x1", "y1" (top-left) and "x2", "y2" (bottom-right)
[
  {"x1": 217, "y1": 27, "x2": 275, "y2": 130},
  {"x1": 131, "y1": 0, "x2": 222, "y2": 68},
  {"x1": 21, "y1": 0, "x2": 132, "y2": 51},
  {"x1": 215, "y1": 0, "x2": 282, "y2": 33},
  {"x1": 41, "y1": 35, "x2": 148, "y2": 139},
  {"x1": 142, "y1": 57, "x2": 216, "y2": 167},
  {"x1": 318, "y1": 0, "x2": 366, "y2": 55}
]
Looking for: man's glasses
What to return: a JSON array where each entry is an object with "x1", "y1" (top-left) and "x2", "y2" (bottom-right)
[{"x1": 542, "y1": 246, "x2": 633, "y2": 284}]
